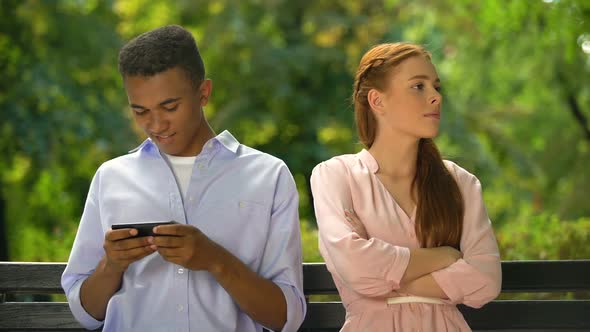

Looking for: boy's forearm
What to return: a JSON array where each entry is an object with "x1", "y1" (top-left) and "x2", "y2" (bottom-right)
[
  {"x1": 80, "y1": 256, "x2": 124, "y2": 320},
  {"x1": 209, "y1": 244, "x2": 287, "y2": 331}
]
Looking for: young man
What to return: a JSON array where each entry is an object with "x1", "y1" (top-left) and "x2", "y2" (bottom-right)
[{"x1": 61, "y1": 25, "x2": 306, "y2": 332}]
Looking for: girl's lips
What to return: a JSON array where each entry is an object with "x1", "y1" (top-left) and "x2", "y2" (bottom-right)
[{"x1": 424, "y1": 113, "x2": 440, "y2": 119}]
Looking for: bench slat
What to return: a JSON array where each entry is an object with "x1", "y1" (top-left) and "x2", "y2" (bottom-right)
[
  {"x1": 1, "y1": 301, "x2": 589, "y2": 331},
  {"x1": 302, "y1": 300, "x2": 590, "y2": 330},
  {"x1": 2, "y1": 260, "x2": 590, "y2": 293},
  {"x1": 302, "y1": 263, "x2": 336, "y2": 295},
  {"x1": 460, "y1": 300, "x2": 590, "y2": 329},
  {"x1": 0, "y1": 263, "x2": 65, "y2": 293},
  {"x1": 501, "y1": 260, "x2": 590, "y2": 292},
  {"x1": 303, "y1": 260, "x2": 590, "y2": 294},
  {"x1": 0, "y1": 302, "x2": 88, "y2": 330}
]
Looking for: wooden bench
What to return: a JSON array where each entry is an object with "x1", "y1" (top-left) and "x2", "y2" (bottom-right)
[{"x1": 1, "y1": 260, "x2": 589, "y2": 331}]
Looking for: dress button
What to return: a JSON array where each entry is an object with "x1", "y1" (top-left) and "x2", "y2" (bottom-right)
[
  {"x1": 178, "y1": 268, "x2": 184, "y2": 274},
  {"x1": 177, "y1": 304, "x2": 184, "y2": 312}
]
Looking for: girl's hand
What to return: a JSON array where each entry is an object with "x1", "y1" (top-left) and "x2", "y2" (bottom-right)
[{"x1": 344, "y1": 209, "x2": 368, "y2": 239}]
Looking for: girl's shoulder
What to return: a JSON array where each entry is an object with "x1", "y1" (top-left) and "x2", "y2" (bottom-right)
[
  {"x1": 313, "y1": 153, "x2": 362, "y2": 173},
  {"x1": 443, "y1": 159, "x2": 480, "y2": 187}
]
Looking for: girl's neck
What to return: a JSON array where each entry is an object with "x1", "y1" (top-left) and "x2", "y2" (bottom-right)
[{"x1": 368, "y1": 130, "x2": 419, "y2": 179}]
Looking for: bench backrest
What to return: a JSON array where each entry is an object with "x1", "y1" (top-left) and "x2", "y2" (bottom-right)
[{"x1": 1, "y1": 260, "x2": 590, "y2": 331}]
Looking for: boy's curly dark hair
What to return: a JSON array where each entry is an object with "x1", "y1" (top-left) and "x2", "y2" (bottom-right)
[{"x1": 118, "y1": 25, "x2": 205, "y2": 87}]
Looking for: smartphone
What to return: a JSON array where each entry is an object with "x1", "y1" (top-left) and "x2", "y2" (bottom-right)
[{"x1": 111, "y1": 221, "x2": 178, "y2": 237}]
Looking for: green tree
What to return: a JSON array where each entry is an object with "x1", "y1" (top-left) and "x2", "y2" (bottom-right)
[
  {"x1": 0, "y1": 0, "x2": 136, "y2": 260},
  {"x1": 0, "y1": 0, "x2": 588, "y2": 264}
]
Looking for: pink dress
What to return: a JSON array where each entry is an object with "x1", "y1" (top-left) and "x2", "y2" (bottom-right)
[{"x1": 310, "y1": 150, "x2": 502, "y2": 332}]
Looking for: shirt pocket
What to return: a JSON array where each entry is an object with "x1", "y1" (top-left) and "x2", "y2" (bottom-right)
[{"x1": 194, "y1": 199, "x2": 271, "y2": 267}]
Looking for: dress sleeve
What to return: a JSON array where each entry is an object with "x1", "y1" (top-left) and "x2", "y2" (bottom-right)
[
  {"x1": 431, "y1": 169, "x2": 502, "y2": 308},
  {"x1": 310, "y1": 159, "x2": 411, "y2": 297}
]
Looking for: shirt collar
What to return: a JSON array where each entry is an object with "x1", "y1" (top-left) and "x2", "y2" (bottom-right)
[
  {"x1": 128, "y1": 138, "x2": 157, "y2": 155},
  {"x1": 215, "y1": 130, "x2": 240, "y2": 154},
  {"x1": 128, "y1": 130, "x2": 240, "y2": 156},
  {"x1": 358, "y1": 148, "x2": 379, "y2": 173}
]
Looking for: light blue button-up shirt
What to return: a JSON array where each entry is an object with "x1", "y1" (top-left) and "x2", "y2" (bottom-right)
[{"x1": 62, "y1": 131, "x2": 306, "y2": 332}]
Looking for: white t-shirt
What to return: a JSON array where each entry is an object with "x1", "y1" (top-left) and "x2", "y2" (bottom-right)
[{"x1": 162, "y1": 153, "x2": 196, "y2": 199}]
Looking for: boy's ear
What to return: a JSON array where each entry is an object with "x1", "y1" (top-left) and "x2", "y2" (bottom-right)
[{"x1": 199, "y1": 79, "x2": 213, "y2": 106}]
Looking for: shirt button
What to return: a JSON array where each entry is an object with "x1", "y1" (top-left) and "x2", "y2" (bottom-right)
[
  {"x1": 178, "y1": 268, "x2": 184, "y2": 274},
  {"x1": 239, "y1": 202, "x2": 245, "y2": 208},
  {"x1": 197, "y1": 163, "x2": 205, "y2": 169},
  {"x1": 188, "y1": 197, "x2": 194, "y2": 202},
  {"x1": 177, "y1": 304, "x2": 184, "y2": 312}
]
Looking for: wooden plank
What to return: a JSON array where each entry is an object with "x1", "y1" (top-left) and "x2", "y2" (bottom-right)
[
  {"x1": 0, "y1": 262, "x2": 66, "y2": 293},
  {"x1": 0, "y1": 302, "x2": 90, "y2": 330},
  {"x1": 302, "y1": 263, "x2": 337, "y2": 295},
  {"x1": 300, "y1": 302, "x2": 343, "y2": 329},
  {"x1": 1, "y1": 260, "x2": 590, "y2": 293},
  {"x1": 460, "y1": 300, "x2": 590, "y2": 330},
  {"x1": 2, "y1": 301, "x2": 588, "y2": 331},
  {"x1": 501, "y1": 260, "x2": 590, "y2": 292},
  {"x1": 302, "y1": 300, "x2": 590, "y2": 330},
  {"x1": 303, "y1": 260, "x2": 590, "y2": 294}
]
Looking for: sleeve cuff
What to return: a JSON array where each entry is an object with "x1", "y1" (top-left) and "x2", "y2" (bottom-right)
[
  {"x1": 431, "y1": 259, "x2": 466, "y2": 303},
  {"x1": 66, "y1": 277, "x2": 104, "y2": 330},
  {"x1": 386, "y1": 246, "x2": 411, "y2": 289},
  {"x1": 261, "y1": 281, "x2": 306, "y2": 332}
]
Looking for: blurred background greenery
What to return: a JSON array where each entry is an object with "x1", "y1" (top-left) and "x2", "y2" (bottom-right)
[{"x1": 0, "y1": 0, "x2": 589, "y2": 266}]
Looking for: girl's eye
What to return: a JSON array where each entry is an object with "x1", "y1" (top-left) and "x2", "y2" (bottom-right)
[
  {"x1": 164, "y1": 105, "x2": 179, "y2": 112},
  {"x1": 133, "y1": 109, "x2": 147, "y2": 116},
  {"x1": 435, "y1": 86, "x2": 442, "y2": 92},
  {"x1": 413, "y1": 83, "x2": 425, "y2": 90}
]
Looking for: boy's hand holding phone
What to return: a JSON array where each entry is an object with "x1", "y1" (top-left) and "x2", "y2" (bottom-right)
[
  {"x1": 103, "y1": 221, "x2": 178, "y2": 273},
  {"x1": 151, "y1": 223, "x2": 226, "y2": 273},
  {"x1": 103, "y1": 228, "x2": 155, "y2": 274},
  {"x1": 106, "y1": 221, "x2": 224, "y2": 273}
]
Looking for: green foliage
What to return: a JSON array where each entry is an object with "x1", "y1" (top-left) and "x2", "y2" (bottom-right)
[
  {"x1": 0, "y1": 0, "x2": 137, "y2": 260},
  {"x1": 300, "y1": 219, "x2": 322, "y2": 263},
  {"x1": 498, "y1": 212, "x2": 590, "y2": 261},
  {"x1": 0, "y1": 0, "x2": 588, "y2": 266}
]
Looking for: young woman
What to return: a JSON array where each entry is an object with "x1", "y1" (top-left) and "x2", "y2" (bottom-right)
[{"x1": 310, "y1": 42, "x2": 502, "y2": 331}]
